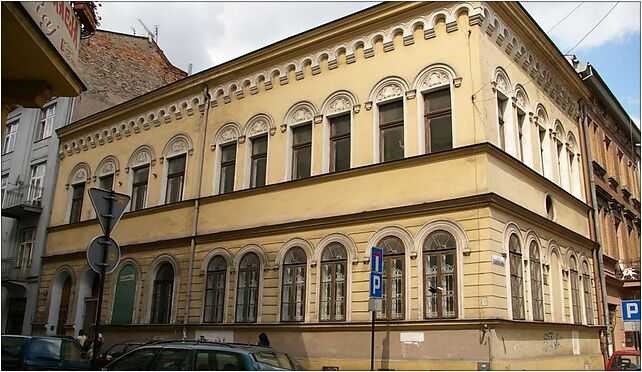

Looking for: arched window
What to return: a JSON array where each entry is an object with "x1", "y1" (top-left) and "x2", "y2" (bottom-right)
[
  {"x1": 281, "y1": 247, "x2": 307, "y2": 322},
  {"x1": 150, "y1": 263, "x2": 174, "y2": 324},
  {"x1": 111, "y1": 264, "x2": 138, "y2": 324},
  {"x1": 319, "y1": 243, "x2": 347, "y2": 321},
  {"x1": 423, "y1": 230, "x2": 457, "y2": 319},
  {"x1": 569, "y1": 255, "x2": 581, "y2": 324},
  {"x1": 582, "y1": 260, "x2": 594, "y2": 325},
  {"x1": 378, "y1": 236, "x2": 405, "y2": 320},
  {"x1": 509, "y1": 234, "x2": 525, "y2": 320},
  {"x1": 204, "y1": 256, "x2": 227, "y2": 323},
  {"x1": 236, "y1": 253, "x2": 260, "y2": 323},
  {"x1": 529, "y1": 241, "x2": 544, "y2": 321},
  {"x1": 57, "y1": 276, "x2": 72, "y2": 335}
]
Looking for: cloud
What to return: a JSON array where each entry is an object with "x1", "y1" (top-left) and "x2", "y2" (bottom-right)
[{"x1": 522, "y1": 2, "x2": 640, "y2": 52}]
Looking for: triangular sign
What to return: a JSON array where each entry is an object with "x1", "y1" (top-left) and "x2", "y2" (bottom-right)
[{"x1": 88, "y1": 188, "x2": 131, "y2": 236}]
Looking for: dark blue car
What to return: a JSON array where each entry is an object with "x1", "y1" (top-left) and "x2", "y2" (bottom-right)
[{"x1": 1, "y1": 335, "x2": 91, "y2": 370}]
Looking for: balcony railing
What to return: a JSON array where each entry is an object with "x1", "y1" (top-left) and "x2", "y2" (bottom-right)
[
  {"x1": 1, "y1": 258, "x2": 30, "y2": 281},
  {"x1": 2, "y1": 184, "x2": 44, "y2": 217}
]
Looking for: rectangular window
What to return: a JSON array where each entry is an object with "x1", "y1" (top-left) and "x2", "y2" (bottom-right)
[
  {"x1": 556, "y1": 141, "x2": 564, "y2": 184},
  {"x1": 379, "y1": 100, "x2": 404, "y2": 162},
  {"x1": 219, "y1": 144, "x2": 236, "y2": 194},
  {"x1": 37, "y1": 105, "x2": 56, "y2": 140},
  {"x1": 583, "y1": 274, "x2": 594, "y2": 325},
  {"x1": 131, "y1": 166, "x2": 149, "y2": 211},
  {"x1": 69, "y1": 183, "x2": 85, "y2": 223},
  {"x1": 424, "y1": 88, "x2": 452, "y2": 153},
  {"x1": 99, "y1": 174, "x2": 114, "y2": 191},
  {"x1": 517, "y1": 112, "x2": 526, "y2": 162},
  {"x1": 538, "y1": 127, "x2": 547, "y2": 176},
  {"x1": 329, "y1": 114, "x2": 350, "y2": 172},
  {"x1": 292, "y1": 124, "x2": 312, "y2": 180},
  {"x1": 3, "y1": 121, "x2": 18, "y2": 154},
  {"x1": 16, "y1": 228, "x2": 35, "y2": 270},
  {"x1": 1, "y1": 175, "x2": 8, "y2": 207},
  {"x1": 497, "y1": 97, "x2": 508, "y2": 151},
  {"x1": 250, "y1": 135, "x2": 267, "y2": 187},
  {"x1": 165, "y1": 155, "x2": 186, "y2": 204},
  {"x1": 29, "y1": 163, "x2": 46, "y2": 203}
]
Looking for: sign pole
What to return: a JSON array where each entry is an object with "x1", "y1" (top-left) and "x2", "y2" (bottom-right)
[
  {"x1": 370, "y1": 309, "x2": 375, "y2": 371},
  {"x1": 91, "y1": 190, "x2": 115, "y2": 368}
]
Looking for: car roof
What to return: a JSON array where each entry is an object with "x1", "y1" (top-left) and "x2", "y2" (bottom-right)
[
  {"x1": 613, "y1": 350, "x2": 641, "y2": 356},
  {"x1": 2, "y1": 335, "x2": 73, "y2": 341},
  {"x1": 138, "y1": 340, "x2": 277, "y2": 353}
]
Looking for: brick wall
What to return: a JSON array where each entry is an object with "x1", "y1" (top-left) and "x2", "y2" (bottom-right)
[{"x1": 72, "y1": 30, "x2": 187, "y2": 121}]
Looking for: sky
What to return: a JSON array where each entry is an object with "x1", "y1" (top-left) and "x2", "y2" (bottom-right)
[{"x1": 95, "y1": 1, "x2": 640, "y2": 126}]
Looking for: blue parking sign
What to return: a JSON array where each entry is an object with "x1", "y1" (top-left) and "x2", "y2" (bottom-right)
[
  {"x1": 370, "y1": 272, "x2": 382, "y2": 298},
  {"x1": 622, "y1": 300, "x2": 641, "y2": 321},
  {"x1": 371, "y1": 247, "x2": 383, "y2": 273}
]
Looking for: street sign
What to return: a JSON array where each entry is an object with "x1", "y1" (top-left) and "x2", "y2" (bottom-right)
[
  {"x1": 622, "y1": 300, "x2": 641, "y2": 321},
  {"x1": 370, "y1": 272, "x2": 383, "y2": 298},
  {"x1": 88, "y1": 188, "x2": 131, "y2": 236},
  {"x1": 371, "y1": 246, "x2": 383, "y2": 274},
  {"x1": 368, "y1": 298, "x2": 383, "y2": 312},
  {"x1": 87, "y1": 236, "x2": 121, "y2": 274}
]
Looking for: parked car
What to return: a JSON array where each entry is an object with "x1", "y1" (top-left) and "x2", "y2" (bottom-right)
[
  {"x1": 1, "y1": 335, "x2": 91, "y2": 370},
  {"x1": 104, "y1": 340, "x2": 305, "y2": 370},
  {"x1": 94, "y1": 342, "x2": 145, "y2": 368},
  {"x1": 607, "y1": 350, "x2": 641, "y2": 371}
]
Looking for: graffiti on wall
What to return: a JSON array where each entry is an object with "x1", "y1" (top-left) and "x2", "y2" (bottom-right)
[{"x1": 543, "y1": 332, "x2": 561, "y2": 352}]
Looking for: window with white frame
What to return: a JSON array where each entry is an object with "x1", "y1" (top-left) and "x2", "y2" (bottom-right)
[
  {"x1": 319, "y1": 243, "x2": 347, "y2": 321},
  {"x1": 280, "y1": 247, "x2": 307, "y2": 322},
  {"x1": 582, "y1": 260, "x2": 594, "y2": 325},
  {"x1": 4, "y1": 120, "x2": 18, "y2": 154},
  {"x1": 291, "y1": 124, "x2": 312, "y2": 180},
  {"x1": 379, "y1": 100, "x2": 404, "y2": 162},
  {"x1": 16, "y1": 228, "x2": 35, "y2": 270},
  {"x1": 1, "y1": 175, "x2": 8, "y2": 206},
  {"x1": 37, "y1": 104, "x2": 56, "y2": 140},
  {"x1": 529, "y1": 240, "x2": 544, "y2": 321},
  {"x1": 29, "y1": 163, "x2": 46, "y2": 202},
  {"x1": 509, "y1": 233, "x2": 525, "y2": 320},
  {"x1": 204, "y1": 256, "x2": 226, "y2": 323},
  {"x1": 569, "y1": 255, "x2": 582, "y2": 324},
  {"x1": 424, "y1": 88, "x2": 452, "y2": 153},
  {"x1": 377, "y1": 236, "x2": 405, "y2": 320},
  {"x1": 423, "y1": 230, "x2": 457, "y2": 319},
  {"x1": 517, "y1": 111, "x2": 526, "y2": 162},
  {"x1": 236, "y1": 253, "x2": 260, "y2": 323}
]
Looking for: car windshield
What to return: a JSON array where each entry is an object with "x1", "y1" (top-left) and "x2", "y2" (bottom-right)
[
  {"x1": 2, "y1": 337, "x2": 27, "y2": 361},
  {"x1": 613, "y1": 354, "x2": 641, "y2": 370},
  {"x1": 27, "y1": 339, "x2": 61, "y2": 361},
  {"x1": 252, "y1": 351, "x2": 295, "y2": 370}
]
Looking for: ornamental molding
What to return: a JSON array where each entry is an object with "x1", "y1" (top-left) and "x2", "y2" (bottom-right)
[
  {"x1": 160, "y1": 133, "x2": 194, "y2": 163},
  {"x1": 97, "y1": 155, "x2": 120, "y2": 177},
  {"x1": 321, "y1": 90, "x2": 360, "y2": 116},
  {"x1": 126, "y1": 145, "x2": 156, "y2": 173},
  {"x1": 369, "y1": 76, "x2": 410, "y2": 104},
  {"x1": 210, "y1": 122, "x2": 242, "y2": 151},
  {"x1": 412, "y1": 63, "x2": 461, "y2": 93},
  {"x1": 67, "y1": 162, "x2": 90, "y2": 187},
  {"x1": 281, "y1": 101, "x2": 319, "y2": 132},
  {"x1": 245, "y1": 113, "x2": 276, "y2": 138}
]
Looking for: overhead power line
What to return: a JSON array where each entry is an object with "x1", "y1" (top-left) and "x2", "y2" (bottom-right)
[{"x1": 565, "y1": 2, "x2": 619, "y2": 54}]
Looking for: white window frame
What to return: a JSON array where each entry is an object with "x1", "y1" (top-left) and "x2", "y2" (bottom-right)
[
  {"x1": 4, "y1": 120, "x2": 18, "y2": 154},
  {"x1": 211, "y1": 123, "x2": 241, "y2": 195},
  {"x1": 38, "y1": 104, "x2": 56, "y2": 140},
  {"x1": 368, "y1": 77, "x2": 410, "y2": 164},
  {"x1": 29, "y1": 163, "x2": 46, "y2": 202},
  {"x1": 320, "y1": 90, "x2": 358, "y2": 174}
]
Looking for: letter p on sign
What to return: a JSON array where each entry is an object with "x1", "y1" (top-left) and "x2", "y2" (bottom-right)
[{"x1": 622, "y1": 300, "x2": 641, "y2": 321}]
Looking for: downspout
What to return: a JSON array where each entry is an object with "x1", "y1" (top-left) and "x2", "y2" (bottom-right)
[
  {"x1": 579, "y1": 97, "x2": 613, "y2": 363},
  {"x1": 183, "y1": 85, "x2": 210, "y2": 339}
]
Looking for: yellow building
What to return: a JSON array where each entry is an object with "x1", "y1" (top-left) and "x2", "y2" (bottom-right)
[{"x1": 34, "y1": 2, "x2": 604, "y2": 369}]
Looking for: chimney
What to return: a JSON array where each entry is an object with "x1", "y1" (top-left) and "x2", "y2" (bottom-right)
[
  {"x1": 148, "y1": 33, "x2": 153, "y2": 43},
  {"x1": 187, "y1": 63, "x2": 193, "y2": 76}
]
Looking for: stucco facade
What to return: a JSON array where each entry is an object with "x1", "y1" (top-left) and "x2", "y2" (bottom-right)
[{"x1": 35, "y1": 2, "x2": 603, "y2": 369}]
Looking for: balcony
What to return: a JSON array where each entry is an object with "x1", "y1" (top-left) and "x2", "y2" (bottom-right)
[
  {"x1": 2, "y1": 184, "x2": 44, "y2": 219},
  {"x1": 1, "y1": 258, "x2": 30, "y2": 281}
]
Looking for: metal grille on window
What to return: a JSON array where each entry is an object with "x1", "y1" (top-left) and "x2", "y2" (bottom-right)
[
  {"x1": 281, "y1": 247, "x2": 306, "y2": 322},
  {"x1": 509, "y1": 233, "x2": 525, "y2": 320},
  {"x1": 377, "y1": 236, "x2": 404, "y2": 320},
  {"x1": 204, "y1": 256, "x2": 227, "y2": 323},
  {"x1": 320, "y1": 243, "x2": 347, "y2": 321},
  {"x1": 529, "y1": 241, "x2": 544, "y2": 321},
  {"x1": 423, "y1": 230, "x2": 457, "y2": 319},
  {"x1": 236, "y1": 253, "x2": 260, "y2": 322}
]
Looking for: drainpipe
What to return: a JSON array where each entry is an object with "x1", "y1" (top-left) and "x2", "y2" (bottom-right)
[
  {"x1": 182, "y1": 85, "x2": 210, "y2": 339},
  {"x1": 579, "y1": 99, "x2": 613, "y2": 363}
]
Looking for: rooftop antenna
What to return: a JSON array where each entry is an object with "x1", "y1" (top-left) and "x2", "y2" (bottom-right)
[
  {"x1": 130, "y1": 27, "x2": 136, "y2": 36},
  {"x1": 137, "y1": 19, "x2": 156, "y2": 43}
]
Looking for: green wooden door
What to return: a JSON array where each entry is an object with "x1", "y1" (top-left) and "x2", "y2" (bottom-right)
[{"x1": 111, "y1": 265, "x2": 137, "y2": 324}]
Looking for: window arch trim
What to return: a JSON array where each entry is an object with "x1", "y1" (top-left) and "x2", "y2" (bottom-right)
[
  {"x1": 68, "y1": 162, "x2": 90, "y2": 186},
  {"x1": 127, "y1": 145, "x2": 156, "y2": 172},
  {"x1": 321, "y1": 90, "x2": 360, "y2": 116},
  {"x1": 232, "y1": 244, "x2": 268, "y2": 323},
  {"x1": 108, "y1": 259, "x2": 142, "y2": 325},
  {"x1": 96, "y1": 155, "x2": 120, "y2": 178},
  {"x1": 275, "y1": 238, "x2": 313, "y2": 323},
  {"x1": 160, "y1": 133, "x2": 193, "y2": 163},
  {"x1": 503, "y1": 222, "x2": 526, "y2": 320},
  {"x1": 144, "y1": 254, "x2": 180, "y2": 324}
]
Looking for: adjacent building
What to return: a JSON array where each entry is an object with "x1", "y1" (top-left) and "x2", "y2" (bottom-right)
[
  {"x1": 569, "y1": 56, "x2": 641, "y2": 353},
  {"x1": 1, "y1": 30, "x2": 186, "y2": 335},
  {"x1": 34, "y1": 2, "x2": 605, "y2": 369}
]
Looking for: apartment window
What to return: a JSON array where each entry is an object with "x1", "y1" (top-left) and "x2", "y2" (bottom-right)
[
  {"x1": 517, "y1": 112, "x2": 526, "y2": 162},
  {"x1": 236, "y1": 253, "x2": 260, "y2": 323},
  {"x1": 280, "y1": 247, "x2": 307, "y2": 322},
  {"x1": 150, "y1": 263, "x2": 174, "y2": 324},
  {"x1": 3, "y1": 121, "x2": 18, "y2": 154},
  {"x1": 423, "y1": 230, "x2": 457, "y2": 319},
  {"x1": 29, "y1": 163, "x2": 46, "y2": 202},
  {"x1": 219, "y1": 143, "x2": 236, "y2": 194},
  {"x1": 509, "y1": 233, "x2": 525, "y2": 320},
  {"x1": 329, "y1": 114, "x2": 350, "y2": 172},
  {"x1": 37, "y1": 104, "x2": 56, "y2": 140},
  {"x1": 529, "y1": 241, "x2": 544, "y2": 321},
  {"x1": 204, "y1": 256, "x2": 226, "y2": 323},
  {"x1": 319, "y1": 243, "x2": 347, "y2": 321},
  {"x1": 424, "y1": 88, "x2": 452, "y2": 153},
  {"x1": 165, "y1": 155, "x2": 186, "y2": 204},
  {"x1": 292, "y1": 124, "x2": 312, "y2": 180},
  {"x1": 131, "y1": 165, "x2": 149, "y2": 211},
  {"x1": 569, "y1": 256, "x2": 582, "y2": 324},
  {"x1": 99, "y1": 174, "x2": 114, "y2": 191},
  {"x1": 539, "y1": 127, "x2": 547, "y2": 177},
  {"x1": 582, "y1": 261, "x2": 594, "y2": 325},
  {"x1": 379, "y1": 100, "x2": 404, "y2": 162},
  {"x1": 69, "y1": 182, "x2": 85, "y2": 223},
  {"x1": 1, "y1": 175, "x2": 8, "y2": 206},
  {"x1": 16, "y1": 228, "x2": 36, "y2": 270},
  {"x1": 497, "y1": 96, "x2": 508, "y2": 151},
  {"x1": 250, "y1": 135, "x2": 267, "y2": 187},
  {"x1": 377, "y1": 236, "x2": 405, "y2": 320},
  {"x1": 556, "y1": 140, "x2": 564, "y2": 185}
]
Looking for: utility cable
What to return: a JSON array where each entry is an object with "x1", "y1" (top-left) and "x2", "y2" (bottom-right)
[{"x1": 565, "y1": 2, "x2": 619, "y2": 55}]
